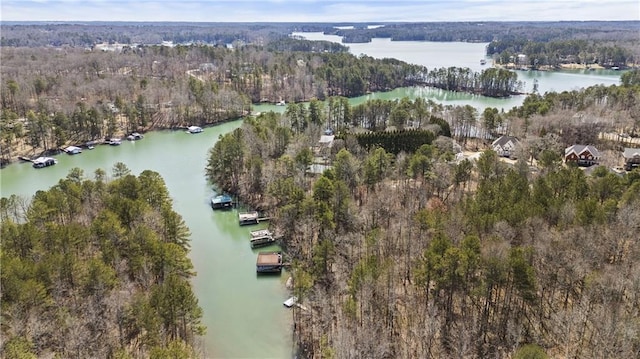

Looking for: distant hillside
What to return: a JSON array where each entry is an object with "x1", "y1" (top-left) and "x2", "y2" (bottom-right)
[{"x1": 1, "y1": 21, "x2": 638, "y2": 48}]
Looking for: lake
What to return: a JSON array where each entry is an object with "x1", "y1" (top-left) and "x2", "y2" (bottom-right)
[
  {"x1": 292, "y1": 32, "x2": 623, "y2": 109},
  {"x1": 0, "y1": 34, "x2": 624, "y2": 359},
  {"x1": 0, "y1": 125, "x2": 293, "y2": 359}
]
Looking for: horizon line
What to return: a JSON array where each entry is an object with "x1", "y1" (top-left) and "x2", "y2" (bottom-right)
[{"x1": 2, "y1": 19, "x2": 638, "y2": 24}]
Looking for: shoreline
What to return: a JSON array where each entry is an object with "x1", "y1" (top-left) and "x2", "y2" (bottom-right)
[
  {"x1": 559, "y1": 63, "x2": 605, "y2": 70},
  {"x1": 0, "y1": 117, "x2": 246, "y2": 168},
  {"x1": 494, "y1": 62, "x2": 609, "y2": 71}
]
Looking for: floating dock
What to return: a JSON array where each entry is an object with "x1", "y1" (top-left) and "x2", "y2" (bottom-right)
[
  {"x1": 239, "y1": 211, "x2": 259, "y2": 225},
  {"x1": 250, "y1": 234, "x2": 276, "y2": 249},
  {"x1": 211, "y1": 194, "x2": 233, "y2": 209},
  {"x1": 32, "y1": 157, "x2": 57, "y2": 168},
  {"x1": 283, "y1": 296, "x2": 298, "y2": 307},
  {"x1": 256, "y1": 251, "x2": 283, "y2": 273},
  {"x1": 250, "y1": 229, "x2": 273, "y2": 238},
  {"x1": 63, "y1": 145, "x2": 82, "y2": 155},
  {"x1": 249, "y1": 228, "x2": 276, "y2": 248}
]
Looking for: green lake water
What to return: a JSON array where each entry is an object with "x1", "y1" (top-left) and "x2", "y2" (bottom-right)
[{"x1": 0, "y1": 123, "x2": 292, "y2": 359}]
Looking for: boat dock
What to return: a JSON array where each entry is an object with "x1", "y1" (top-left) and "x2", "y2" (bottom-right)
[
  {"x1": 250, "y1": 234, "x2": 276, "y2": 248},
  {"x1": 211, "y1": 194, "x2": 234, "y2": 209},
  {"x1": 239, "y1": 212, "x2": 271, "y2": 226},
  {"x1": 239, "y1": 211, "x2": 259, "y2": 225},
  {"x1": 32, "y1": 157, "x2": 57, "y2": 168},
  {"x1": 256, "y1": 251, "x2": 283, "y2": 273},
  {"x1": 250, "y1": 229, "x2": 273, "y2": 238}
]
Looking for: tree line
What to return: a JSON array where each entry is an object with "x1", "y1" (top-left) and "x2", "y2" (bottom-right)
[
  {"x1": 421, "y1": 67, "x2": 522, "y2": 97},
  {"x1": 487, "y1": 38, "x2": 635, "y2": 69},
  {"x1": 1, "y1": 166, "x2": 204, "y2": 358},
  {"x1": 327, "y1": 21, "x2": 639, "y2": 45},
  {"x1": 3, "y1": 22, "x2": 637, "y2": 49},
  {"x1": 0, "y1": 41, "x2": 425, "y2": 164}
]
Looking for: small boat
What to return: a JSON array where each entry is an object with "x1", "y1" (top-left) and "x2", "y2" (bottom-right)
[
  {"x1": 276, "y1": 100, "x2": 286, "y2": 106},
  {"x1": 239, "y1": 211, "x2": 259, "y2": 226},
  {"x1": 250, "y1": 234, "x2": 276, "y2": 249},
  {"x1": 480, "y1": 59, "x2": 486, "y2": 65},
  {"x1": 211, "y1": 194, "x2": 233, "y2": 209},
  {"x1": 63, "y1": 145, "x2": 82, "y2": 155},
  {"x1": 283, "y1": 296, "x2": 298, "y2": 308},
  {"x1": 187, "y1": 126, "x2": 203, "y2": 134},
  {"x1": 256, "y1": 251, "x2": 283, "y2": 273},
  {"x1": 32, "y1": 157, "x2": 57, "y2": 168}
]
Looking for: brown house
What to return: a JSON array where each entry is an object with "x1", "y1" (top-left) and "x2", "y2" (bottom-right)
[
  {"x1": 565, "y1": 145, "x2": 599, "y2": 167},
  {"x1": 623, "y1": 147, "x2": 640, "y2": 171}
]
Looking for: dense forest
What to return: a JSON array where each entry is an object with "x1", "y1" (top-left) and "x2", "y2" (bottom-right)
[
  {"x1": 206, "y1": 78, "x2": 640, "y2": 358},
  {"x1": 422, "y1": 67, "x2": 522, "y2": 97},
  {"x1": 0, "y1": 40, "x2": 427, "y2": 165},
  {"x1": 487, "y1": 38, "x2": 634, "y2": 69},
  {"x1": 0, "y1": 166, "x2": 204, "y2": 358},
  {"x1": 326, "y1": 21, "x2": 639, "y2": 44},
  {"x1": 2, "y1": 21, "x2": 638, "y2": 48}
]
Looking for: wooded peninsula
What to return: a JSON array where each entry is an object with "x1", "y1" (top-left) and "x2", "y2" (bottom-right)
[{"x1": 1, "y1": 21, "x2": 640, "y2": 358}]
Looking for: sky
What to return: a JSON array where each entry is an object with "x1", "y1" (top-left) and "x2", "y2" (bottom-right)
[{"x1": 1, "y1": 0, "x2": 639, "y2": 23}]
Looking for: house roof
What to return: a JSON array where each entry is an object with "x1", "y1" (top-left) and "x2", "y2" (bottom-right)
[
  {"x1": 492, "y1": 135, "x2": 518, "y2": 148},
  {"x1": 565, "y1": 145, "x2": 599, "y2": 157},
  {"x1": 623, "y1": 147, "x2": 640, "y2": 159},
  {"x1": 319, "y1": 135, "x2": 335, "y2": 145}
]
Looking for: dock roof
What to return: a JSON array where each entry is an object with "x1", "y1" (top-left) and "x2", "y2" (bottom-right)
[
  {"x1": 212, "y1": 194, "x2": 232, "y2": 203},
  {"x1": 239, "y1": 211, "x2": 259, "y2": 220},
  {"x1": 256, "y1": 252, "x2": 281, "y2": 266}
]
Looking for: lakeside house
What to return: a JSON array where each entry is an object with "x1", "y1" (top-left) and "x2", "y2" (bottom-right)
[
  {"x1": 317, "y1": 132, "x2": 335, "y2": 157},
  {"x1": 565, "y1": 145, "x2": 599, "y2": 167},
  {"x1": 491, "y1": 135, "x2": 519, "y2": 158},
  {"x1": 623, "y1": 147, "x2": 640, "y2": 171}
]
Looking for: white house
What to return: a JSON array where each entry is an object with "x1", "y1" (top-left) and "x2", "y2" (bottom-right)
[{"x1": 492, "y1": 135, "x2": 519, "y2": 158}]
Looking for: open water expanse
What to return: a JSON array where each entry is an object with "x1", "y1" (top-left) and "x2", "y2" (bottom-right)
[
  {"x1": 293, "y1": 32, "x2": 623, "y2": 110},
  {"x1": 0, "y1": 34, "x2": 625, "y2": 358}
]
